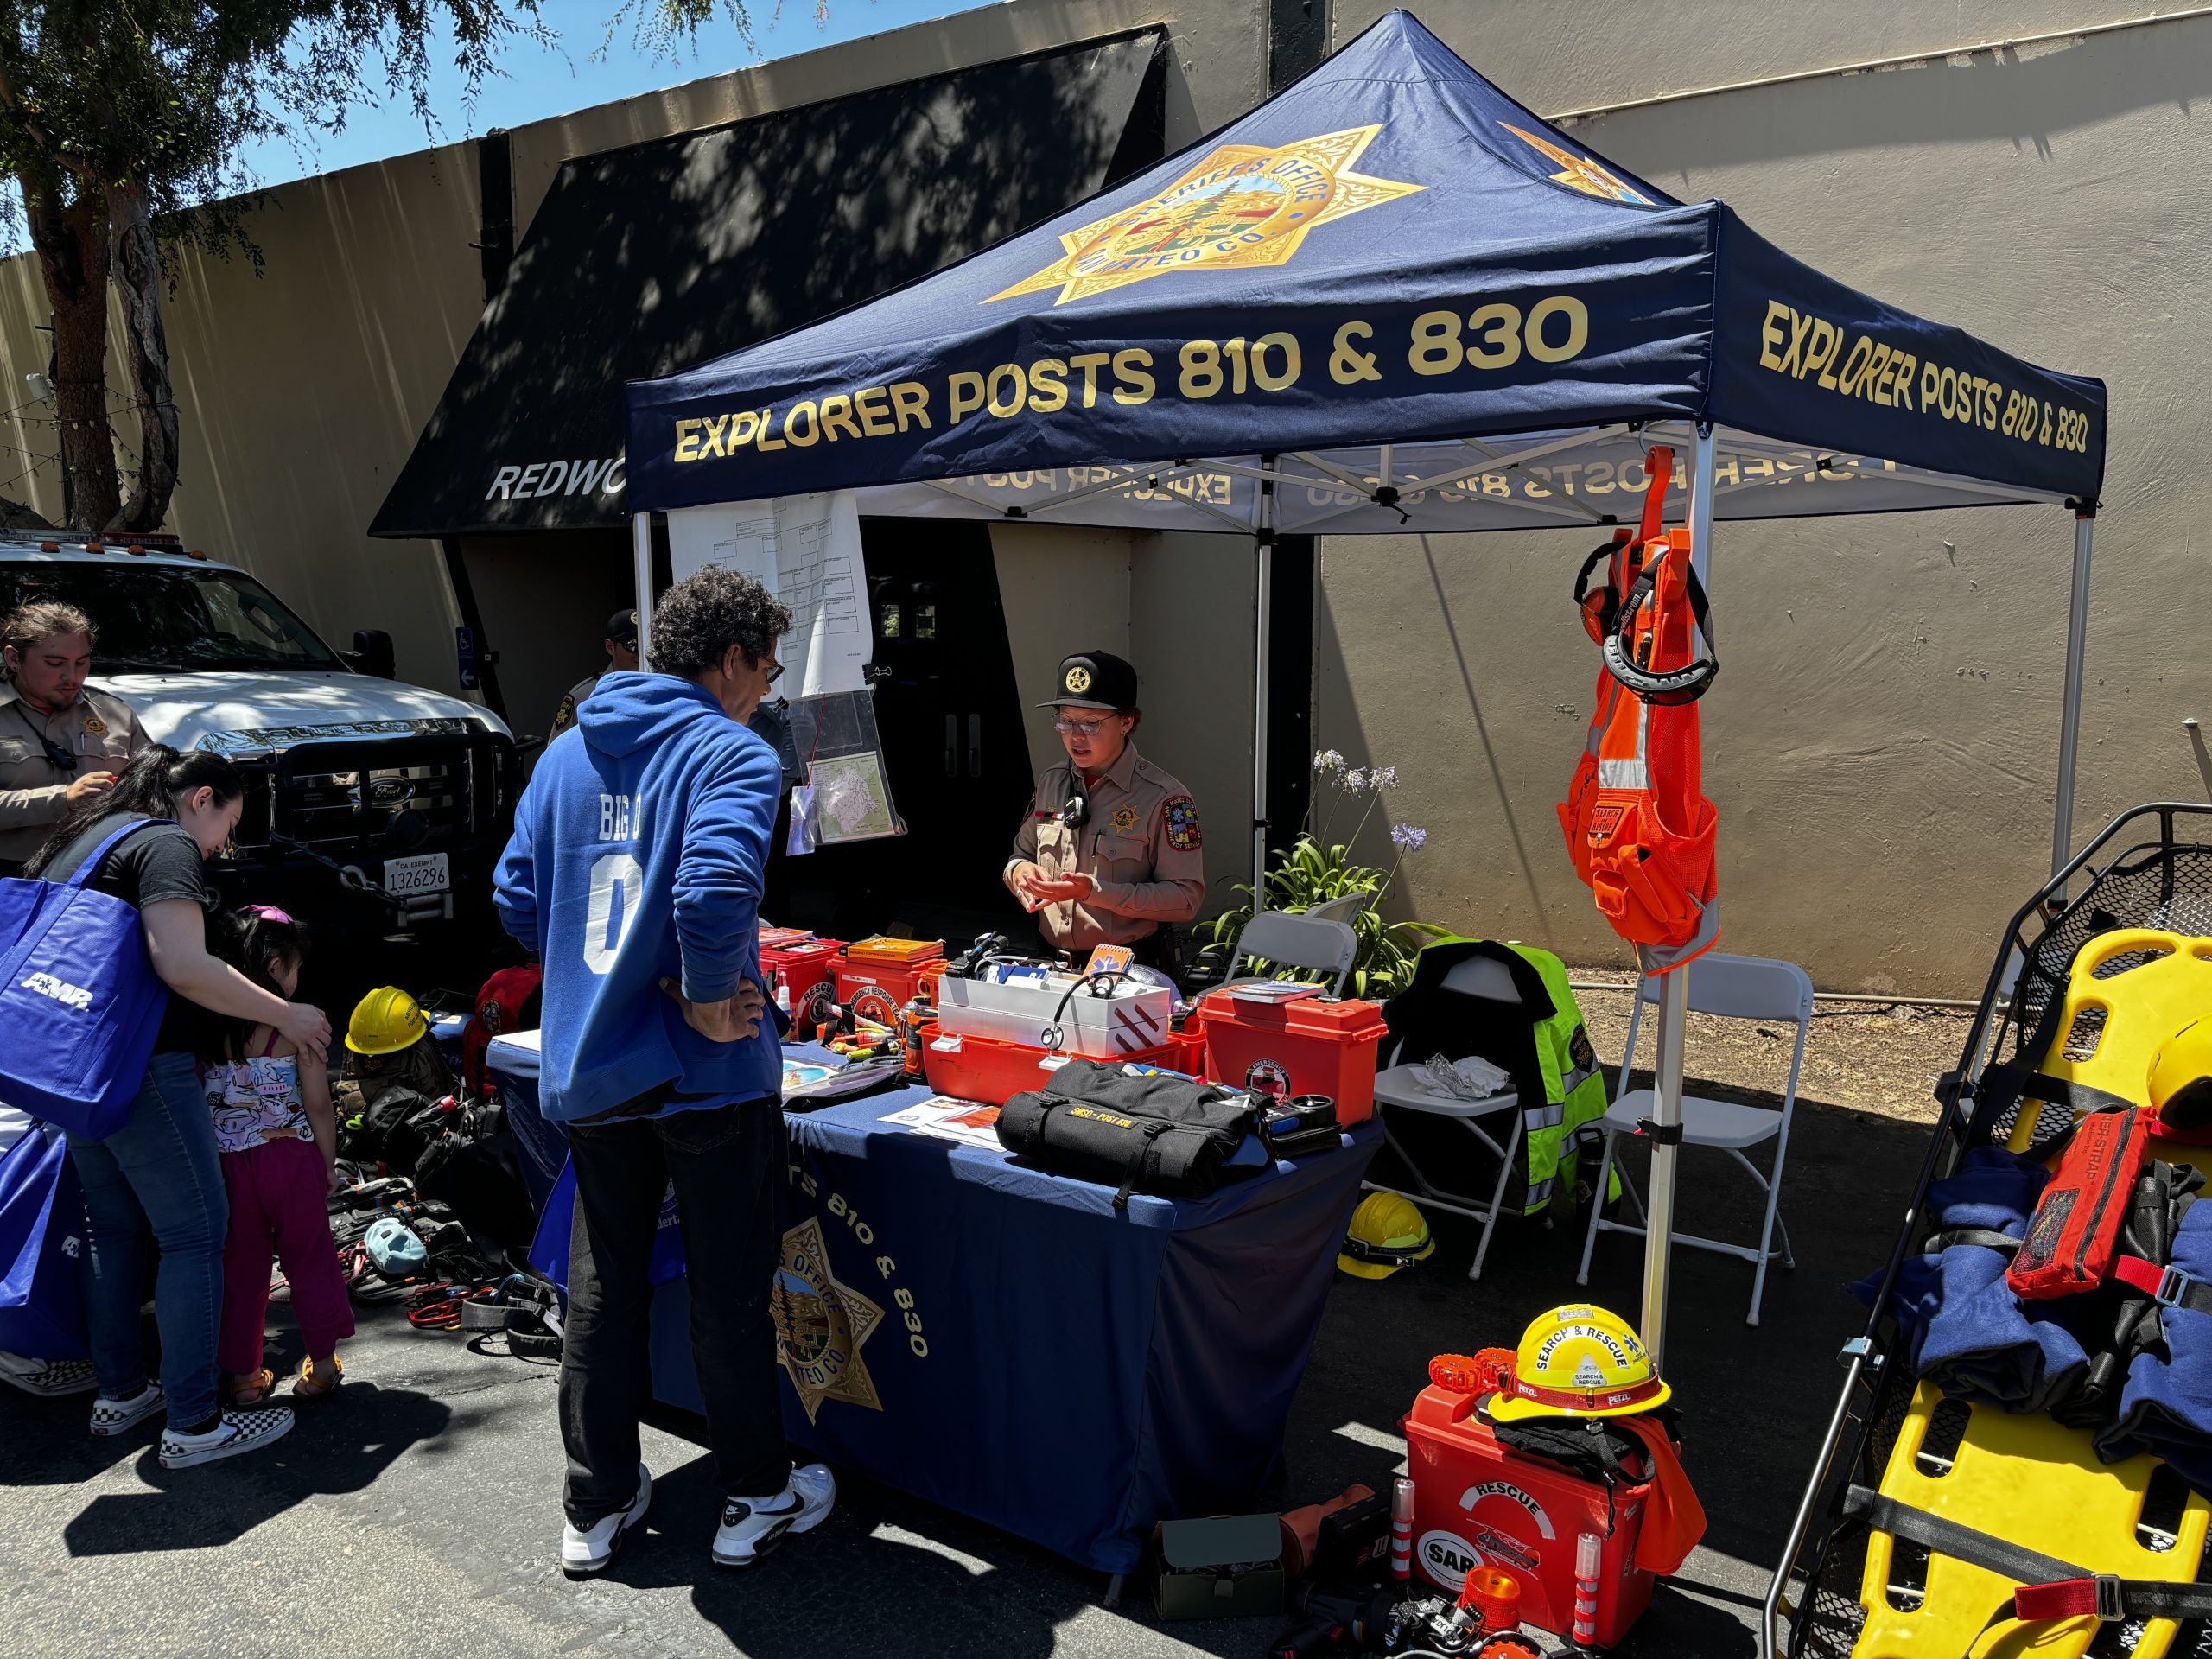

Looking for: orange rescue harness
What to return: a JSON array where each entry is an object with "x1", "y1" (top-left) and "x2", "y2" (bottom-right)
[{"x1": 1556, "y1": 446, "x2": 1721, "y2": 974}]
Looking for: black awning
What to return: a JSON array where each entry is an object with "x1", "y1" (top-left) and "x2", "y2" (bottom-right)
[{"x1": 370, "y1": 29, "x2": 1166, "y2": 539}]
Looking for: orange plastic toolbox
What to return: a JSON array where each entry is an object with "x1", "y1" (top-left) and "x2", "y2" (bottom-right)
[
  {"x1": 1185, "y1": 992, "x2": 1386, "y2": 1124},
  {"x1": 835, "y1": 940, "x2": 947, "y2": 1015},
  {"x1": 923, "y1": 1028, "x2": 1184, "y2": 1108},
  {"x1": 1402, "y1": 1382, "x2": 1656, "y2": 1644}
]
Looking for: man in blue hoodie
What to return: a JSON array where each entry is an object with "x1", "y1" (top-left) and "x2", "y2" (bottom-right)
[{"x1": 495, "y1": 567, "x2": 835, "y2": 1577}]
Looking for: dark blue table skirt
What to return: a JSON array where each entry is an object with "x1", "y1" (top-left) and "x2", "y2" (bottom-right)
[{"x1": 533, "y1": 1062, "x2": 1379, "y2": 1575}]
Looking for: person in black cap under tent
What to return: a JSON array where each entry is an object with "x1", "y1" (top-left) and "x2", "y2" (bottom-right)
[
  {"x1": 550, "y1": 609, "x2": 640, "y2": 741},
  {"x1": 1004, "y1": 650, "x2": 1205, "y2": 975}
]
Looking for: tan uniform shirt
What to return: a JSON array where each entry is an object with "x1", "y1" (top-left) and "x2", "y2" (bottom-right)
[
  {"x1": 1005, "y1": 742, "x2": 1206, "y2": 952},
  {"x1": 550, "y1": 673, "x2": 601, "y2": 741},
  {"x1": 0, "y1": 683, "x2": 148, "y2": 867}
]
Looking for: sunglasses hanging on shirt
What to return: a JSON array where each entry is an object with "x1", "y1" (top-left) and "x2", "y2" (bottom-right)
[{"x1": 14, "y1": 706, "x2": 77, "y2": 776}]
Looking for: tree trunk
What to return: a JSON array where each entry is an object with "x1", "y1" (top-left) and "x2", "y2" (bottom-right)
[
  {"x1": 111, "y1": 176, "x2": 178, "y2": 533},
  {"x1": 19, "y1": 169, "x2": 120, "y2": 532}
]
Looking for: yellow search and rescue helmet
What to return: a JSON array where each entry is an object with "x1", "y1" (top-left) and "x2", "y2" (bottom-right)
[
  {"x1": 2150, "y1": 1017, "x2": 2212, "y2": 1135},
  {"x1": 1484, "y1": 1303, "x2": 1673, "y2": 1422}
]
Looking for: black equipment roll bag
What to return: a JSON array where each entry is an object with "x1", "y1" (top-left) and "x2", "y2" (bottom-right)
[{"x1": 997, "y1": 1058, "x2": 1261, "y2": 1206}]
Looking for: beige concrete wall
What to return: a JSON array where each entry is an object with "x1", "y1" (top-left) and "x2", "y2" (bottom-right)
[
  {"x1": 1132, "y1": 531, "x2": 1254, "y2": 921},
  {"x1": 990, "y1": 521, "x2": 1135, "y2": 774},
  {"x1": 1313, "y1": 5, "x2": 2212, "y2": 993},
  {"x1": 994, "y1": 522, "x2": 1257, "y2": 922}
]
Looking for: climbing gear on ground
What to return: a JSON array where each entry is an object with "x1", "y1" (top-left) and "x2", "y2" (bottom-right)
[
  {"x1": 1338, "y1": 1192, "x2": 1435, "y2": 1280},
  {"x1": 1486, "y1": 1304, "x2": 1671, "y2": 1423},
  {"x1": 346, "y1": 986, "x2": 430, "y2": 1056},
  {"x1": 365, "y1": 1215, "x2": 428, "y2": 1279},
  {"x1": 1600, "y1": 537, "x2": 1718, "y2": 706}
]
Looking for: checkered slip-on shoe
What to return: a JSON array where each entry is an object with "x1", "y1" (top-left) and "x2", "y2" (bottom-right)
[
  {"x1": 158, "y1": 1407, "x2": 294, "y2": 1470},
  {"x1": 0, "y1": 1351, "x2": 99, "y2": 1398},
  {"x1": 88, "y1": 1383, "x2": 165, "y2": 1436}
]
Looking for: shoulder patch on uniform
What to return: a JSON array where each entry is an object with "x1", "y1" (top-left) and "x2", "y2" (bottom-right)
[
  {"x1": 1110, "y1": 804, "x2": 1140, "y2": 834},
  {"x1": 552, "y1": 694, "x2": 577, "y2": 732},
  {"x1": 1162, "y1": 794, "x2": 1202, "y2": 851}
]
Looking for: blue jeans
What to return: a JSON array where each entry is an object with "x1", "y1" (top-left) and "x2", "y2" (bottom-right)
[{"x1": 67, "y1": 1052, "x2": 228, "y2": 1427}]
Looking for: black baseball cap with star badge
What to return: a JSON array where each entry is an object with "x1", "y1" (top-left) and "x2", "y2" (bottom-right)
[
  {"x1": 1042, "y1": 650, "x2": 1138, "y2": 711},
  {"x1": 606, "y1": 609, "x2": 639, "y2": 650}
]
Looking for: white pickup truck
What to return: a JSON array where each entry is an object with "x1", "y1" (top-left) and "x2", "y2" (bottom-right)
[{"x1": 0, "y1": 532, "x2": 518, "y2": 937}]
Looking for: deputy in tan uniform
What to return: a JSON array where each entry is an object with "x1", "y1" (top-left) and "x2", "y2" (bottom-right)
[
  {"x1": 549, "y1": 607, "x2": 640, "y2": 741},
  {"x1": 0, "y1": 600, "x2": 147, "y2": 874},
  {"x1": 1005, "y1": 650, "x2": 1205, "y2": 971}
]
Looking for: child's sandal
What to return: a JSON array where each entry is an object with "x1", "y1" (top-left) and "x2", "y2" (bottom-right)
[
  {"x1": 292, "y1": 1357, "x2": 342, "y2": 1400},
  {"x1": 230, "y1": 1369, "x2": 275, "y2": 1407}
]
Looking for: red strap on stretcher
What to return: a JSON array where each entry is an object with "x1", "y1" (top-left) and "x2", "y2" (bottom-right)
[{"x1": 2012, "y1": 1579, "x2": 2107, "y2": 1621}]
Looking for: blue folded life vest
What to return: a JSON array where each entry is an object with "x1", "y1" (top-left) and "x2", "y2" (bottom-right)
[
  {"x1": 2095, "y1": 1198, "x2": 2212, "y2": 1488},
  {"x1": 1854, "y1": 1148, "x2": 2091, "y2": 1417}
]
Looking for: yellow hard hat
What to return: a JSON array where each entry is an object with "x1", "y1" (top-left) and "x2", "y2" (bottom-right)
[
  {"x1": 1485, "y1": 1303, "x2": 1672, "y2": 1422},
  {"x1": 1338, "y1": 1192, "x2": 1435, "y2": 1280},
  {"x1": 2150, "y1": 1018, "x2": 2212, "y2": 1134},
  {"x1": 346, "y1": 986, "x2": 429, "y2": 1056}
]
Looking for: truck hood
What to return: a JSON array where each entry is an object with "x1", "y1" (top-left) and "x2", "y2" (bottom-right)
[{"x1": 97, "y1": 671, "x2": 512, "y2": 753}]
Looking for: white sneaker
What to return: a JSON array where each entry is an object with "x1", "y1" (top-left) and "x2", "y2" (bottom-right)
[
  {"x1": 158, "y1": 1407, "x2": 294, "y2": 1469},
  {"x1": 712, "y1": 1464, "x2": 835, "y2": 1570},
  {"x1": 562, "y1": 1464, "x2": 652, "y2": 1577},
  {"x1": 89, "y1": 1382, "x2": 165, "y2": 1436},
  {"x1": 0, "y1": 1351, "x2": 99, "y2": 1397}
]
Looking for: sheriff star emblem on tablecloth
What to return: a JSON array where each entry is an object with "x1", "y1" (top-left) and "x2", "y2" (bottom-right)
[
  {"x1": 989, "y1": 125, "x2": 1423, "y2": 306},
  {"x1": 772, "y1": 1215, "x2": 885, "y2": 1422}
]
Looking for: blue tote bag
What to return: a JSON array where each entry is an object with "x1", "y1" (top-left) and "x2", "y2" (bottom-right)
[
  {"x1": 0, "y1": 1120, "x2": 88, "y2": 1359},
  {"x1": 0, "y1": 818, "x2": 173, "y2": 1140}
]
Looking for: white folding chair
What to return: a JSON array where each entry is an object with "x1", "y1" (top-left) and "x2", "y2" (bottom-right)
[
  {"x1": 1363, "y1": 954, "x2": 1524, "y2": 1281},
  {"x1": 1221, "y1": 910, "x2": 1359, "y2": 999},
  {"x1": 1301, "y1": 892, "x2": 1373, "y2": 926},
  {"x1": 1576, "y1": 952, "x2": 1814, "y2": 1325}
]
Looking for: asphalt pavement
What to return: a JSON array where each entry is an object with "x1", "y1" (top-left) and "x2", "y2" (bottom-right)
[{"x1": 0, "y1": 1090, "x2": 1928, "y2": 1659}]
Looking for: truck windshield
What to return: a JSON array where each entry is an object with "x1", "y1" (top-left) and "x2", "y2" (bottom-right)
[{"x1": 0, "y1": 563, "x2": 344, "y2": 674}]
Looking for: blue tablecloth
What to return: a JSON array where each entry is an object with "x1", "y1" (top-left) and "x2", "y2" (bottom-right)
[{"x1": 532, "y1": 1054, "x2": 1379, "y2": 1575}]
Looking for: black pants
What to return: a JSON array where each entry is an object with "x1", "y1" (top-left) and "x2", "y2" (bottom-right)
[
  {"x1": 561, "y1": 1096, "x2": 791, "y2": 1527},
  {"x1": 1038, "y1": 925, "x2": 1179, "y2": 976}
]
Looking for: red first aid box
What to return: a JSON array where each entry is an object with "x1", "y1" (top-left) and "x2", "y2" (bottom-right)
[
  {"x1": 1186, "y1": 992, "x2": 1386, "y2": 1124},
  {"x1": 1402, "y1": 1384, "x2": 1656, "y2": 1646},
  {"x1": 761, "y1": 937, "x2": 842, "y2": 1013}
]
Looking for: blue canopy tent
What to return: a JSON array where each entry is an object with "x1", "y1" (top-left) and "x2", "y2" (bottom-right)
[{"x1": 620, "y1": 11, "x2": 2107, "y2": 1368}]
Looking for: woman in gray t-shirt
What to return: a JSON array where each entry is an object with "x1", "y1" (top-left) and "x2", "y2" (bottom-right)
[{"x1": 23, "y1": 745, "x2": 330, "y2": 1467}]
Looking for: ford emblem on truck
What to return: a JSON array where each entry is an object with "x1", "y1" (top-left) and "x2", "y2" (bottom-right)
[{"x1": 366, "y1": 777, "x2": 414, "y2": 809}]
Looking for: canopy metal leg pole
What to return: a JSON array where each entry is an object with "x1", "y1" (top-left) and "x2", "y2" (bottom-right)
[
  {"x1": 1251, "y1": 460, "x2": 1277, "y2": 901},
  {"x1": 2050, "y1": 507, "x2": 2096, "y2": 879},
  {"x1": 632, "y1": 512, "x2": 655, "y2": 668},
  {"x1": 1639, "y1": 424, "x2": 1715, "y2": 1370}
]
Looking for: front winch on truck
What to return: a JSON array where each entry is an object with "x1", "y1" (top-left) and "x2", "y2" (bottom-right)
[{"x1": 0, "y1": 531, "x2": 518, "y2": 939}]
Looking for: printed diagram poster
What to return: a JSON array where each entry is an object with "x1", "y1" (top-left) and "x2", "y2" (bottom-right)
[{"x1": 668, "y1": 493, "x2": 868, "y2": 697}]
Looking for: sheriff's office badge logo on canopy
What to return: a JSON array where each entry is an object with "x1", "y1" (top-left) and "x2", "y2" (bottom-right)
[
  {"x1": 1499, "y1": 124, "x2": 1651, "y2": 205},
  {"x1": 990, "y1": 125, "x2": 1422, "y2": 306},
  {"x1": 772, "y1": 1216, "x2": 884, "y2": 1421}
]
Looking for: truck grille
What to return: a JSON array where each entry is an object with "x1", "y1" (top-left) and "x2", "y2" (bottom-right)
[{"x1": 227, "y1": 731, "x2": 515, "y2": 854}]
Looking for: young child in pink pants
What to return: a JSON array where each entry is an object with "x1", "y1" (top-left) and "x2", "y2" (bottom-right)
[{"x1": 201, "y1": 906, "x2": 353, "y2": 1402}]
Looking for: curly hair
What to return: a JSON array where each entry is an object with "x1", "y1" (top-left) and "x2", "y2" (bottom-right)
[
  {"x1": 1, "y1": 600, "x2": 95, "y2": 679},
  {"x1": 649, "y1": 566, "x2": 792, "y2": 681}
]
